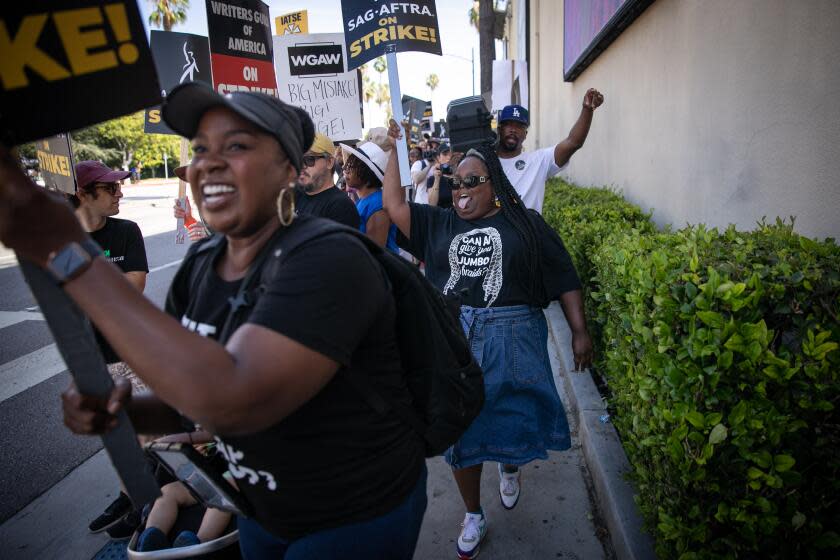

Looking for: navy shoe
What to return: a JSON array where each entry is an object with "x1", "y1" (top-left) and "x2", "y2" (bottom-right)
[
  {"x1": 137, "y1": 526, "x2": 170, "y2": 552},
  {"x1": 172, "y1": 530, "x2": 201, "y2": 548}
]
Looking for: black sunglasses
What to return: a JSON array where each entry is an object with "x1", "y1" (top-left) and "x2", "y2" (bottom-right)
[
  {"x1": 451, "y1": 175, "x2": 491, "y2": 189},
  {"x1": 92, "y1": 182, "x2": 120, "y2": 195},
  {"x1": 302, "y1": 154, "x2": 329, "y2": 168}
]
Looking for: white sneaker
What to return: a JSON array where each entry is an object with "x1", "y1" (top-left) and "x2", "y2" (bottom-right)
[
  {"x1": 498, "y1": 464, "x2": 521, "y2": 510},
  {"x1": 456, "y1": 511, "x2": 487, "y2": 559}
]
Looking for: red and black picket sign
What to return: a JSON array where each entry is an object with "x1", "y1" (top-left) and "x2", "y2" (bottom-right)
[
  {"x1": 0, "y1": 0, "x2": 160, "y2": 145},
  {"x1": 340, "y1": 0, "x2": 442, "y2": 71},
  {"x1": 205, "y1": 0, "x2": 277, "y2": 96},
  {"x1": 145, "y1": 31, "x2": 213, "y2": 135}
]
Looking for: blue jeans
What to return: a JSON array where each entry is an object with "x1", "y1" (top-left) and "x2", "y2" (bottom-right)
[{"x1": 237, "y1": 465, "x2": 427, "y2": 560}]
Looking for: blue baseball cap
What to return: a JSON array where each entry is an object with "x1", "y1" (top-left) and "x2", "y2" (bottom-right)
[{"x1": 499, "y1": 104, "x2": 529, "y2": 126}]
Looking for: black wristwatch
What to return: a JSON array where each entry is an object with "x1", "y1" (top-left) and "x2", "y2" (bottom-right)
[{"x1": 45, "y1": 238, "x2": 102, "y2": 285}]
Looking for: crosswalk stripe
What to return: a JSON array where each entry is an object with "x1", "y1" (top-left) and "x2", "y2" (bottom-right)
[
  {"x1": 0, "y1": 311, "x2": 45, "y2": 330},
  {"x1": 0, "y1": 343, "x2": 66, "y2": 404}
]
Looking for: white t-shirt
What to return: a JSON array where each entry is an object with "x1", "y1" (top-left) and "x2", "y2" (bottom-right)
[
  {"x1": 411, "y1": 159, "x2": 432, "y2": 188},
  {"x1": 499, "y1": 146, "x2": 567, "y2": 213},
  {"x1": 414, "y1": 181, "x2": 429, "y2": 204}
]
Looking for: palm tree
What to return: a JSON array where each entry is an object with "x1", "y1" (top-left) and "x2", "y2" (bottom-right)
[
  {"x1": 373, "y1": 57, "x2": 387, "y2": 85},
  {"x1": 478, "y1": 0, "x2": 495, "y2": 96},
  {"x1": 468, "y1": 1, "x2": 480, "y2": 32},
  {"x1": 426, "y1": 73, "x2": 439, "y2": 117},
  {"x1": 374, "y1": 83, "x2": 392, "y2": 121},
  {"x1": 148, "y1": 0, "x2": 190, "y2": 32}
]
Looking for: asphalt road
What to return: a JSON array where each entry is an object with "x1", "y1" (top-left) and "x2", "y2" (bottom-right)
[{"x1": 0, "y1": 181, "x2": 191, "y2": 524}]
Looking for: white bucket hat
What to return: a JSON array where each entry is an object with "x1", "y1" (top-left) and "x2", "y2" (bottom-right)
[{"x1": 340, "y1": 141, "x2": 388, "y2": 181}]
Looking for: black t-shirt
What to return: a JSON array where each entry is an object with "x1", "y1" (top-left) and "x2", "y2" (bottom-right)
[
  {"x1": 402, "y1": 203, "x2": 581, "y2": 308},
  {"x1": 165, "y1": 221, "x2": 424, "y2": 539},
  {"x1": 90, "y1": 217, "x2": 148, "y2": 363},
  {"x1": 295, "y1": 186, "x2": 360, "y2": 229},
  {"x1": 426, "y1": 173, "x2": 455, "y2": 209}
]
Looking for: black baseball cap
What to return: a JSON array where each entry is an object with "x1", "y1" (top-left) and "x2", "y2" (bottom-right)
[{"x1": 162, "y1": 82, "x2": 314, "y2": 172}]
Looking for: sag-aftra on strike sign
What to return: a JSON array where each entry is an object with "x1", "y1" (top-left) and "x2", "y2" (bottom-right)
[
  {"x1": 0, "y1": 0, "x2": 160, "y2": 145},
  {"x1": 340, "y1": 0, "x2": 442, "y2": 70}
]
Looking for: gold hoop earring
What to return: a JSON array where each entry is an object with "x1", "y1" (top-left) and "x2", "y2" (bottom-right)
[
  {"x1": 494, "y1": 196, "x2": 501, "y2": 208},
  {"x1": 277, "y1": 188, "x2": 296, "y2": 226}
]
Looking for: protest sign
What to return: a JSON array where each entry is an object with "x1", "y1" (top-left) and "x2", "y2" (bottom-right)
[
  {"x1": 205, "y1": 0, "x2": 277, "y2": 96},
  {"x1": 340, "y1": 0, "x2": 442, "y2": 70},
  {"x1": 0, "y1": 0, "x2": 160, "y2": 145},
  {"x1": 275, "y1": 10, "x2": 309, "y2": 35},
  {"x1": 274, "y1": 33, "x2": 362, "y2": 142},
  {"x1": 34, "y1": 134, "x2": 76, "y2": 194},
  {"x1": 145, "y1": 31, "x2": 212, "y2": 135},
  {"x1": 491, "y1": 59, "x2": 529, "y2": 112}
]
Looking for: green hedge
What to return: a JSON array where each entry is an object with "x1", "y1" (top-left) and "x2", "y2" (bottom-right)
[{"x1": 543, "y1": 180, "x2": 840, "y2": 559}]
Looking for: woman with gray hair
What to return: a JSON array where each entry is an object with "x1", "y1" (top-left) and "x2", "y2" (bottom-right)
[
  {"x1": 0, "y1": 83, "x2": 426, "y2": 559},
  {"x1": 382, "y1": 120, "x2": 593, "y2": 560}
]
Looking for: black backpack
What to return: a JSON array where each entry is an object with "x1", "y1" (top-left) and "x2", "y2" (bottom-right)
[{"x1": 184, "y1": 215, "x2": 485, "y2": 457}]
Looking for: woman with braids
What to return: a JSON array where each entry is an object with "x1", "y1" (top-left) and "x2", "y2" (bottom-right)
[
  {"x1": 0, "y1": 84, "x2": 426, "y2": 559},
  {"x1": 382, "y1": 120, "x2": 593, "y2": 560}
]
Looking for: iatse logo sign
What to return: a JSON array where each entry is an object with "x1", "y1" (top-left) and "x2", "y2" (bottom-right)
[{"x1": 288, "y1": 43, "x2": 344, "y2": 76}]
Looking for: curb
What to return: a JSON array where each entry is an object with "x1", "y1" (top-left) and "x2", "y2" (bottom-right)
[{"x1": 545, "y1": 302, "x2": 657, "y2": 560}]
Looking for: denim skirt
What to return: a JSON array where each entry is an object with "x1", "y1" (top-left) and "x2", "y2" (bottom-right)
[{"x1": 445, "y1": 304, "x2": 571, "y2": 469}]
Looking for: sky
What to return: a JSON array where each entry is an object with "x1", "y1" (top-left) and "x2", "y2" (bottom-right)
[{"x1": 137, "y1": 0, "x2": 482, "y2": 132}]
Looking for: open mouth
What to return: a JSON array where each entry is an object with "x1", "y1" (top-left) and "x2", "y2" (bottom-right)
[
  {"x1": 457, "y1": 193, "x2": 472, "y2": 210},
  {"x1": 201, "y1": 183, "x2": 237, "y2": 210}
]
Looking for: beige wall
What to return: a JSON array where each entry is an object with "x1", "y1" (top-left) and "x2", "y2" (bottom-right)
[{"x1": 526, "y1": 0, "x2": 840, "y2": 240}]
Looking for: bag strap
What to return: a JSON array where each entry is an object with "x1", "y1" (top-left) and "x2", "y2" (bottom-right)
[{"x1": 216, "y1": 227, "x2": 287, "y2": 344}]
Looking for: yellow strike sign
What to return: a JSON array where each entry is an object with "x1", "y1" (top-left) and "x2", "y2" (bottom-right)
[
  {"x1": 36, "y1": 149, "x2": 72, "y2": 176},
  {"x1": 275, "y1": 10, "x2": 309, "y2": 35},
  {"x1": 349, "y1": 24, "x2": 437, "y2": 58},
  {"x1": 0, "y1": 3, "x2": 140, "y2": 91}
]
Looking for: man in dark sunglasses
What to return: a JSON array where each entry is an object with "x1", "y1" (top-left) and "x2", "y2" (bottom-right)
[
  {"x1": 71, "y1": 160, "x2": 149, "y2": 537},
  {"x1": 295, "y1": 133, "x2": 360, "y2": 229}
]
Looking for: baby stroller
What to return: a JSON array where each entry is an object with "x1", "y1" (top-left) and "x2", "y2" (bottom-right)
[{"x1": 127, "y1": 442, "x2": 245, "y2": 559}]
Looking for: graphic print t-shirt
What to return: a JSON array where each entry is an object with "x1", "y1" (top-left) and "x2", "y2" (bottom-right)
[
  {"x1": 295, "y1": 186, "x2": 360, "y2": 229},
  {"x1": 89, "y1": 217, "x2": 148, "y2": 363},
  {"x1": 164, "y1": 223, "x2": 424, "y2": 539},
  {"x1": 499, "y1": 146, "x2": 567, "y2": 213},
  {"x1": 403, "y1": 204, "x2": 581, "y2": 308}
]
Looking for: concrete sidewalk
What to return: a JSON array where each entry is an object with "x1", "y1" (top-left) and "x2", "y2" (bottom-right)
[{"x1": 0, "y1": 306, "x2": 613, "y2": 559}]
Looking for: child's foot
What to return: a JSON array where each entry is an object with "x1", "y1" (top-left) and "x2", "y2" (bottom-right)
[
  {"x1": 137, "y1": 527, "x2": 170, "y2": 552},
  {"x1": 172, "y1": 530, "x2": 201, "y2": 548}
]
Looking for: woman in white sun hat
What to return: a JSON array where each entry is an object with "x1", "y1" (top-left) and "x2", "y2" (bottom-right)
[{"x1": 340, "y1": 140, "x2": 399, "y2": 253}]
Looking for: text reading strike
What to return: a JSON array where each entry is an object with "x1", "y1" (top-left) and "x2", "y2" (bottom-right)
[
  {"x1": 0, "y1": 4, "x2": 139, "y2": 91},
  {"x1": 37, "y1": 150, "x2": 71, "y2": 176},
  {"x1": 349, "y1": 25, "x2": 437, "y2": 58}
]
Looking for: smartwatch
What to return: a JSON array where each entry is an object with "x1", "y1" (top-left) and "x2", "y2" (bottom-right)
[{"x1": 45, "y1": 238, "x2": 102, "y2": 285}]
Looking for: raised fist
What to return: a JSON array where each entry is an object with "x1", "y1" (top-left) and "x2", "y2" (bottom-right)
[{"x1": 583, "y1": 88, "x2": 604, "y2": 111}]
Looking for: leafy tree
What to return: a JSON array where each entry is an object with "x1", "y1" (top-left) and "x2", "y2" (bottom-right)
[
  {"x1": 148, "y1": 0, "x2": 189, "y2": 32},
  {"x1": 425, "y1": 73, "x2": 439, "y2": 108}
]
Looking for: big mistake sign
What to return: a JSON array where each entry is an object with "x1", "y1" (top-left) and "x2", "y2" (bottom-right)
[
  {"x1": 0, "y1": 0, "x2": 160, "y2": 145},
  {"x1": 274, "y1": 33, "x2": 362, "y2": 142},
  {"x1": 340, "y1": 0, "x2": 442, "y2": 70}
]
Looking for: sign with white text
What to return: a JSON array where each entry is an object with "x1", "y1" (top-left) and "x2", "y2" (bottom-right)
[
  {"x1": 205, "y1": 0, "x2": 277, "y2": 96},
  {"x1": 145, "y1": 31, "x2": 213, "y2": 134},
  {"x1": 273, "y1": 33, "x2": 362, "y2": 142},
  {"x1": 0, "y1": 1, "x2": 160, "y2": 145},
  {"x1": 339, "y1": 0, "x2": 441, "y2": 70}
]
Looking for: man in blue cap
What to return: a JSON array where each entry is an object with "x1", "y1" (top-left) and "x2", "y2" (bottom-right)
[{"x1": 497, "y1": 88, "x2": 604, "y2": 213}]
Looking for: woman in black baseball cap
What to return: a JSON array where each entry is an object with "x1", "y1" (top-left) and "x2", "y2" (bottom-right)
[{"x1": 0, "y1": 83, "x2": 426, "y2": 558}]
